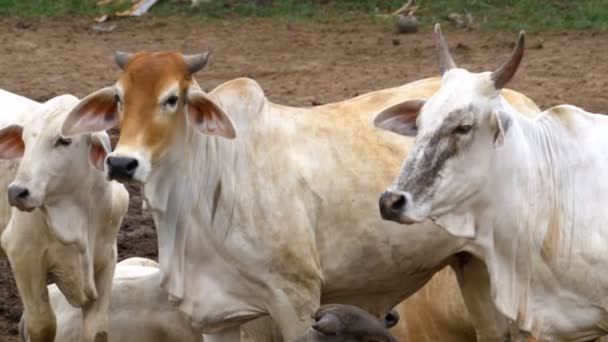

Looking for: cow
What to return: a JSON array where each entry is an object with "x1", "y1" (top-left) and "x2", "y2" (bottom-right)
[
  {"x1": 0, "y1": 90, "x2": 40, "y2": 257},
  {"x1": 20, "y1": 257, "x2": 203, "y2": 342},
  {"x1": 60, "y1": 51, "x2": 539, "y2": 341},
  {"x1": 375, "y1": 24, "x2": 608, "y2": 341},
  {"x1": 0, "y1": 94, "x2": 129, "y2": 342},
  {"x1": 296, "y1": 304, "x2": 398, "y2": 342}
]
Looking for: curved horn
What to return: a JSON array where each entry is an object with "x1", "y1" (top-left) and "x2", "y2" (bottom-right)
[
  {"x1": 434, "y1": 23, "x2": 457, "y2": 75},
  {"x1": 491, "y1": 31, "x2": 525, "y2": 89},
  {"x1": 183, "y1": 52, "x2": 210, "y2": 75},
  {"x1": 114, "y1": 51, "x2": 134, "y2": 70}
]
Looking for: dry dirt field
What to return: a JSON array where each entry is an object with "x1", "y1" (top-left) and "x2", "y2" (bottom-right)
[{"x1": 0, "y1": 15, "x2": 606, "y2": 341}]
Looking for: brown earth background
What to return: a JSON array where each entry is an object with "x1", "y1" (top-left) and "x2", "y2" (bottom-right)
[{"x1": 0, "y1": 15, "x2": 607, "y2": 341}]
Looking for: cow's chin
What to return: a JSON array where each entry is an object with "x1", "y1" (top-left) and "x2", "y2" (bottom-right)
[
  {"x1": 389, "y1": 207, "x2": 430, "y2": 225},
  {"x1": 396, "y1": 212, "x2": 427, "y2": 225},
  {"x1": 11, "y1": 201, "x2": 39, "y2": 213}
]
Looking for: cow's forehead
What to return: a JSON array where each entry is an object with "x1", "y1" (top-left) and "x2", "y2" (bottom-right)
[
  {"x1": 118, "y1": 52, "x2": 189, "y2": 94},
  {"x1": 25, "y1": 95, "x2": 79, "y2": 137},
  {"x1": 419, "y1": 70, "x2": 494, "y2": 128}
]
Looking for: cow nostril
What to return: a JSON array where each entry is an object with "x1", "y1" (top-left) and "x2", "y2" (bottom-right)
[
  {"x1": 390, "y1": 194, "x2": 406, "y2": 211},
  {"x1": 124, "y1": 159, "x2": 138, "y2": 172},
  {"x1": 17, "y1": 188, "x2": 29, "y2": 199}
]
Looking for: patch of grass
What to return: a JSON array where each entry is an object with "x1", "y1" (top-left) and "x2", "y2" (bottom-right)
[
  {"x1": 419, "y1": 0, "x2": 608, "y2": 31},
  {"x1": 0, "y1": 0, "x2": 606, "y2": 31},
  {"x1": 0, "y1": 0, "x2": 127, "y2": 16}
]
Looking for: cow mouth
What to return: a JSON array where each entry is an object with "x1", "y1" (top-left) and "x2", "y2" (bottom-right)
[
  {"x1": 107, "y1": 173, "x2": 140, "y2": 184},
  {"x1": 10, "y1": 202, "x2": 37, "y2": 212}
]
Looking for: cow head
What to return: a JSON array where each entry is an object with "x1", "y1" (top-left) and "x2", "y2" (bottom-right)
[
  {"x1": 61, "y1": 51, "x2": 236, "y2": 183},
  {"x1": 296, "y1": 304, "x2": 398, "y2": 342},
  {"x1": 374, "y1": 24, "x2": 525, "y2": 237},
  {"x1": 0, "y1": 95, "x2": 111, "y2": 212}
]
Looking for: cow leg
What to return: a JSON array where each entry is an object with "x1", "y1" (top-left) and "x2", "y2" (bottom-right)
[
  {"x1": 450, "y1": 253, "x2": 511, "y2": 342},
  {"x1": 10, "y1": 254, "x2": 56, "y2": 342},
  {"x1": 81, "y1": 251, "x2": 116, "y2": 342},
  {"x1": 203, "y1": 326, "x2": 241, "y2": 342}
]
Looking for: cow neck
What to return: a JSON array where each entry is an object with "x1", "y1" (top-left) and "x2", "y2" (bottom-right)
[
  {"x1": 41, "y1": 165, "x2": 109, "y2": 251},
  {"x1": 469, "y1": 101, "x2": 579, "y2": 329},
  {"x1": 142, "y1": 116, "x2": 247, "y2": 303}
]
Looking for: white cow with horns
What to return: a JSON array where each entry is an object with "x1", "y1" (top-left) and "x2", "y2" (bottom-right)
[
  {"x1": 375, "y1": 24, "x2": 608, "y2": 341},
  {"x1": 60, "y1": 50, "x2": 539, "y2": 341},
  {"x1": 0, "y1": 95, "x2": 129, "y2": 342}
]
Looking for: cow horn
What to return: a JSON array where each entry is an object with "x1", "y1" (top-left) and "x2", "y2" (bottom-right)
[
  {"x1": 434, "y1": 24, "x2": 457, "y2": 75},
  {"x1": 491, "y1": 31, "x2": 525, "y2": 89},
  {"x1": 183, "y1": 52, "x2": 210, "y2": 75},
  {"x1": 114, "y1": 51, "x2": 134, "y2": 70}
]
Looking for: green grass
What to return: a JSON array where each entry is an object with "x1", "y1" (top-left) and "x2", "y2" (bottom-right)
[{"x1": 0, "y1": 0, "x2": 606, "y2": 31}]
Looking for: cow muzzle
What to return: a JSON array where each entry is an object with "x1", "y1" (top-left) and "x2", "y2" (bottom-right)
[
  {"x1": 106, "y1": 156, "x2": 139, "y2": 183},
  {"x1": 7, "y1": 184, "x2": 38, "y2": 212},
  {"x1": 379, "y1": 190, "x2": 427, "y2": 224}
]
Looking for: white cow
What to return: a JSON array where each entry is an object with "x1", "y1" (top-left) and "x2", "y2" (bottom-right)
[
  {"x1": 375, "y1": 24, "x2": 608, "y2": 341},
  {"x1": 0, "y1": 90, "x2": 40, "y2": 257},
  {"x1": 20, "y1": 257, "x2": 203, "y2": 342},
  {"x1": 61, "y1": 51, "x2": 539, "y2": 341},
  {"x1": 0, "y1": 95, "x2": 129, "y2": 342}
]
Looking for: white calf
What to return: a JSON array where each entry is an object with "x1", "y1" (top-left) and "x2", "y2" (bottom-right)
[{"x1": 0, "y1": 95, "x2": 129, "y2": 342}]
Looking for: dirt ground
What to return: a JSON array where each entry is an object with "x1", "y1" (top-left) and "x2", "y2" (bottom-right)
[{"x1": 0, "y1": 15, "x2": 606, "y2": 341}]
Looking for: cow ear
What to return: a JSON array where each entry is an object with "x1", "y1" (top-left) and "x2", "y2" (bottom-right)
[
  {"x1": 89, "y1": 132, "x2": 111, "y2": 171},
  {"x1": 0, "y1": 125, "x2": 25, "y2": 159},
  {"x1": 373, "y1": 99, "x2": 425, "y2": 137},
  {"x1": 492, "y1": 110, "x2": 511, "y2": 148},
  {"x1": 186, "y1": 91, "x2": 236, "y2": 139},
  {"x1": 62, "y1": 87, "x2": 118, "y2": 137}
]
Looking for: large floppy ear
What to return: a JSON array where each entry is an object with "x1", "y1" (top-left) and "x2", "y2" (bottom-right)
[
  {"x1": 373, "y1": 99, "x2": 425, "y2": 137},
  {"x1": 89, "y1": 132, "x2": 111, "y2": 172},
  {"x1": 0, "y1": 125, "x2": 25, "y2": 159},
  {"x1": 62, "y1": 87, "x2": 118, "y2": 137},
  {"x1": 186, "y1": 91, "x2": 236, "y2": 139},
  {"x1": 491, "y1": 110, "x2": 511, "y2": 148}
]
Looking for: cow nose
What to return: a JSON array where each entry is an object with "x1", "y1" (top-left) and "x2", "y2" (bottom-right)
[
  {"x1": 7, "y1": 185, "x2": 29, "y2": 206},
  {"x1": 106, "y1": 156, "x2": 138, "y2": 181},
  {"x1": 379, "y1": 190, "x2": 407, "y2": 221}
]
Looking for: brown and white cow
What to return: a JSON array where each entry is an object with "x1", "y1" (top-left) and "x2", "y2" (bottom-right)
[
  {"x1": 0, "y1": 95, "x2": 129, "y2": 342},
  {"x1": 61, "y1": 51, "x2": 539, "y2": 341}
]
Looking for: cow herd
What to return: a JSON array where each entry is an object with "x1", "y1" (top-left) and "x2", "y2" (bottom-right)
[{"x1": 0, "y1": 23, "x2": 606, "y2": 342}]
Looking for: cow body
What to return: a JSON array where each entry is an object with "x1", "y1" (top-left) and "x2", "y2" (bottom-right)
[
  {"x1": 0, "y1": 95, "x2": 129, "y2": 342},
  {"x1": 63, "y1": 53, "x2": 539, "y2": 341},
  {"x1": 22, "y1": 257, "x2": 203, "y2": 342},
  {"x1": 375, "y1": 25, "x2": 608, "y2": 341}
]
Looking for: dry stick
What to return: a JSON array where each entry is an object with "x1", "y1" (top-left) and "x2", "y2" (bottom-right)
[{"x1": 391, "y1": 0, "x2": 416, "y2": 16}]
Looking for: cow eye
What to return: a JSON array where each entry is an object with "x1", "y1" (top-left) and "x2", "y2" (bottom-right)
[
  {"x1": 165, "y1": 95, "x2": 179, "y2": 107},
  {"x1": 55, "y1": 137, "x2": 72, "y2": 147},
  {"x1": 453, "y1": 124, "x2": 473, "y2": 135},
  {"x1": 114, "y1": 94, "x2": 121, "y2": 103}
]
